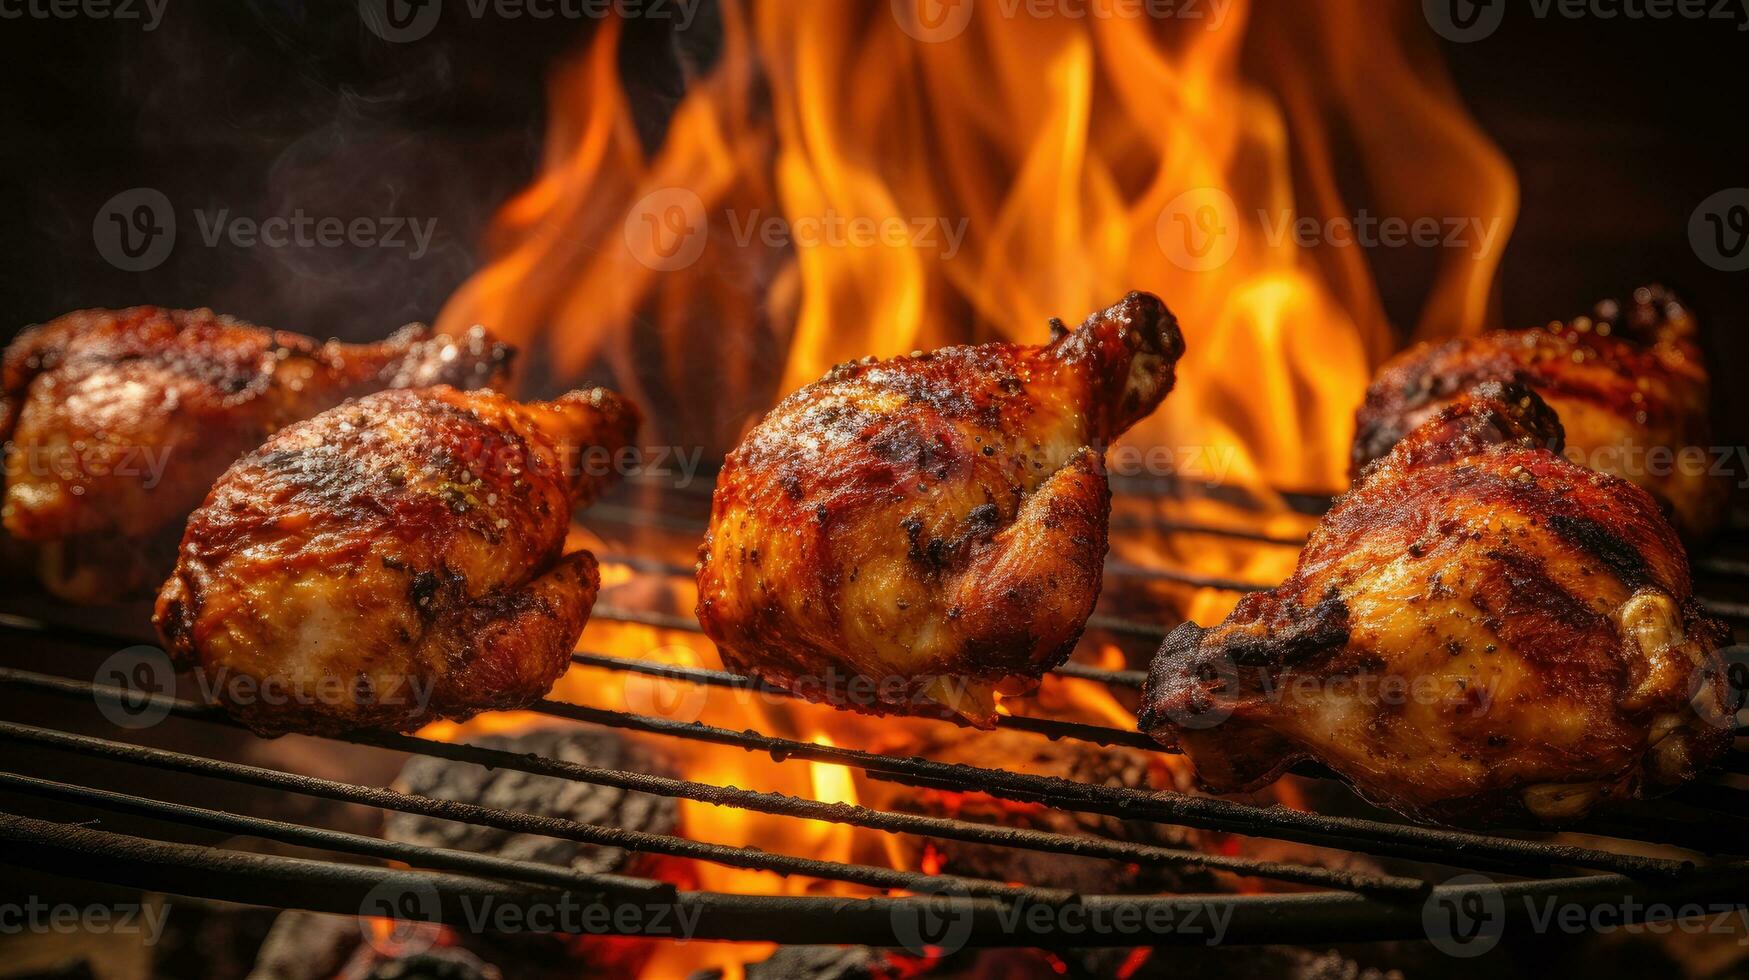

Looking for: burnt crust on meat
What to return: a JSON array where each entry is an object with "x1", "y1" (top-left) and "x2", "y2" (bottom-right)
[
  {"x1": 1, "y1": 306, "x2": 515, "y2": 602},
  {"x1": 154, "y1": 385, "x2": 639, "y2": 737},
  {"x1": 1146, "y1": 383, "x2": 1731, "y2": 826},
  {"x1": 1352, "y1": 285, "x2": 1725, "y2": 537},
  {"x1": 697, "y1": 292, "x2": 1184, "y2": 726}
]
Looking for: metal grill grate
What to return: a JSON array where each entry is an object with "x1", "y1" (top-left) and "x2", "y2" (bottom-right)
[{"x1": 1, "y1": 480, "x2": 1747, "y2": 949}]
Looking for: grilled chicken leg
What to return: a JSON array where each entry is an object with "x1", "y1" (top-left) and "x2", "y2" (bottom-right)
[
  {"x1": 1143, "y1": 383, "x2": 1731, "y2": 826},
  {"x1": 697, "y1": 292, "x2": 1184, "y2": 725},
  {"x1": 1353, "y1": 286, "x2": 1725, "y2": 537},
  {"x1": 154, "y1": 385, "x2": 639, "y2": 737},
  {"x1": 2, "y1": 306, "x2": 513, "y2": 602}
]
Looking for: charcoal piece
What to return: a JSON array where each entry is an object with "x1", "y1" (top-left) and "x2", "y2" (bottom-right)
[
  {"x1": 384, "y1": 727, "x2": 678, "y2": 876},
  {"x1": 866, "y1": 728, "x2": 1216, "y2": 894},
  {"x1": 340, "y1": 945, "x2": 503, "y2": 980},
  {"x1": 686, "y1": 945, "x2": 897, "y2": 980},
  {"x1": 250, "y1": 909, "x2": 363, "y2": 980}
]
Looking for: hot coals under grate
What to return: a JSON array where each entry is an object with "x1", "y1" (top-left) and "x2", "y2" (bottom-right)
[{"x1": 1, "y1": 476, "x2": 1747, "y2": 960}]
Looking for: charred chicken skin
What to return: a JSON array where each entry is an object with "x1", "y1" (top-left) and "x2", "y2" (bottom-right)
[
  {"x1": 697, "y1": 292, "x2": 1184, "y2": 725},
  {"x1": 154, "y1": 385, "x2": 640, "y2": 737},
  {"x1": 1353, "y1": 285, "x2": 1724, "y2": 538},
  {"x1": 1, "y1": 307, "x2": 513, "y2": 603},
  {"x1": 1143, "y1": 383, "x2": 1731, "y2": 826}
]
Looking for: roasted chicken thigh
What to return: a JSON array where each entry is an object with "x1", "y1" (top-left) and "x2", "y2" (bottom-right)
[
  {"x1": 2, "y1": 306, "x2": 512, "y2": 602},
  {"x1": 697, "y1": 292, "x2": 1184, "y2": 725},
  {"x1": 1143, "y1": 383, "x2": 1731, "y2": 826},
  {"x1": 1353, "y1": 286, "x2": 1724, "y2": 537},
  {"x1": 155, "y1": 385, "x2": 639, "y2": 736}
]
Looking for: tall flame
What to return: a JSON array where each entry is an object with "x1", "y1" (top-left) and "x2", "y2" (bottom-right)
[
  {"x1": 431, "y1": 3, "x2": 1517, "y2": 974},
  {"x1": 439, "y1": 0, "x2": 1515, "y2": 495}
]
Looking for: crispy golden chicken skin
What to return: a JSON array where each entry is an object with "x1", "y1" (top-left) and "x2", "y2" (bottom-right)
[
  {"x1": 1144, "y1": 383, "x2": 1732, "y2": 827},
  {"x1": 1353, "y1": 286, "x2": 1724, "y2": 538},
  {"x1": 154, "y1": 385, "x2": 639, "y2": 737},
  {"x1": 1, "y1": 306, "x2": 513, "y2": 602},
  {"x1": 697, "y1": 292, "x2": 1184, "y2": 725}
]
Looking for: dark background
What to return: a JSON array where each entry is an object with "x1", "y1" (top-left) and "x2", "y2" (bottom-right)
[{"x1": 1, "y1": 0, "x2": 1743, "y2": 453}]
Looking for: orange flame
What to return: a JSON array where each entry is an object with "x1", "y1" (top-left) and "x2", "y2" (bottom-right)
[{"x1": 430, "y1": 2, "x2": 1518, "y2": 974}]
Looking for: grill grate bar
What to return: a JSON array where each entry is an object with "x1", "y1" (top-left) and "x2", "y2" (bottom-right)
[
  {"x1": 519, "y1": 693, "x2": 1700, "y2": 879},
  {"x1": 1701, "y1": 597, "x2": 1749, "y2": 622},
  {"x1": 1049, "y1": 661, "x2": 1148, "y2": 687},
  {"x1": 1108, "y1": 515, "x2": 1306, "y2": 546},
  {"x1": 1696, "y1": 555, "x2": 1749, "y2": 579},
  {"x1": 0, "y1": 717, "x2": 1069, "y2": 904},
  {"x1": 598, "y1": 551, "x2": 1274, "y2": 596},
  {"x1": 4, "y1": 460, "x2": 1744, "y2": 944},
  {"x1": 586, "y1": 603, "x2": 1176, "y2": 659},
  {"x1": 0, "y1": 612, "x2": 143, "y2": 650},
  {"x1": 3, "y1": 665, "x2": 1707, "y2": 884},
  {"x1": 1102, "y1": 558, "x2": 1269, "y2": 594},
  {"x1": 0, "y1": 669, "x2": 1424, "y2": 895},
  {"x1": 0, "y1": 666, "x2": 1710, "y2": 880},
  {"x1": 568, "y1": 651, "x2": 1159, "y2": 750},
  {"x1": 0, "y1": 770, "x2": 673, "y2": 899},
  {"x1": 0, "y1": 612, "x2": 1151, "y2": 694},
  {"x1": 598, "y1": 574, "x2": 1735, "y2": 637},
  {"x1": 568, "y1": 651, "x2": 1342, "y2": 783},
  {"x1": 19, "y1": 810, "x2": 1748, "y2": 948}
]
